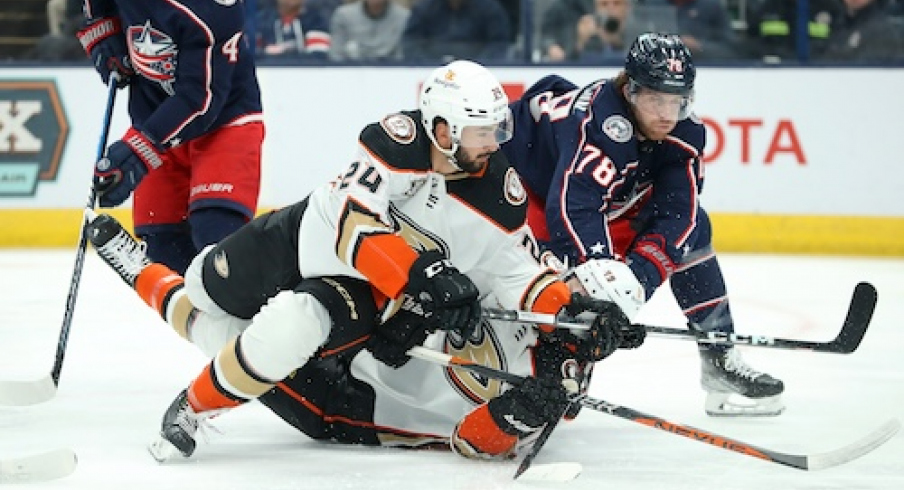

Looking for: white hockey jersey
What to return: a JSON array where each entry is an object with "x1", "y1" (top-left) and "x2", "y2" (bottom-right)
[{"x1": 297, "y1": 110, "x2": 566, "y2": 318}]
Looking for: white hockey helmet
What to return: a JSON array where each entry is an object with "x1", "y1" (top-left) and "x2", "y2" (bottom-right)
[
  {"x1": 419, "y1": 60, "x2": 514, "y2": 165},
  {"x1": 569, "y1": 259, "x2": 646, "y2": 322}
]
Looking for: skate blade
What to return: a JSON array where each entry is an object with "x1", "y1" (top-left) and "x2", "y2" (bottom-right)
[
  {"x1": 705, "y1": 393, "x2": 785, "y2": 417},
  {"x1": 148, "y1": 437, "x2": 184, "y2": 463}
]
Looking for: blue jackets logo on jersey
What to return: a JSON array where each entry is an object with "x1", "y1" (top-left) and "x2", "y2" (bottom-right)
[
  {"x1": 602, "y1": 115, "x2": 633, "y2": 143},
  {"x1": 128, "y1": 21, "x2": 178, "y2": 96}
]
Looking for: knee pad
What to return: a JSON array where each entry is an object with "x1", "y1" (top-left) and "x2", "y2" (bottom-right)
[
  {"x1": 184, "y1": 245, "x2": 253, "y2": 356},
  {"x1": 237, "y1": 291, "x2": 332, "y2": 382},
  {"x1": 184, "y1": 245, "x2": 223, "y2": 315},
  {"x1": 190, "y1": 311, "x2": 251, "y2": 358},
  {"x1": 189, "y1": 207, "x2": 248, "y2": 250}
]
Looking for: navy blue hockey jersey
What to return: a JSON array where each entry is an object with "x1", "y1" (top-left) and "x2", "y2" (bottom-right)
[
  {"x1": 84, "y1": 0, "x2": 263, "y2": 148},
  {"x1": 503, "y1": 75, "x2": 706, "y2": 267}
]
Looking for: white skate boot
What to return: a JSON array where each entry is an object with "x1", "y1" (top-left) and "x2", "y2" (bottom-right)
[
  {"x1": 86, "y1": 212, "x2": 151, "y2": 287},
  {"x1": 700, "y1": 346, "x2": 785, "y2": 416}
]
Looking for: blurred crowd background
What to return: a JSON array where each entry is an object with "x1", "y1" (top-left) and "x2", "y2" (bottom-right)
[{"x1": 3, "y1": 0, "x2": 903, "y2": 65}]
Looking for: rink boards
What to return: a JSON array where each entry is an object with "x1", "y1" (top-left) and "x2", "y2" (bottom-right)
[{"x1": 1, "y1": 66, "x2": 902, "y2": 255}]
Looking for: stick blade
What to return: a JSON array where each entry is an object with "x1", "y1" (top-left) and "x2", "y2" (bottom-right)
[
  {"x1": 516, "y1": 462, "x2": 582, "y2": 482},
  {"x1": 0, "y1": 448, "x2": 77, "y2": 483},
  {"x1": 0, "y1": 375, "x2": 57, "y2": 406},
  {"x1": 804, "y1": 418, "x2": 900, "y2": 471},
  {"x1": 828, "y1": 282, "x2": 878, "y2": 354}
]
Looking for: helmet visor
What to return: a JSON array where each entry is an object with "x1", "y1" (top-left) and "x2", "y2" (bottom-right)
[
  {"x1": 629, "y1": 84, "x2": 694, "y2": 120},
  {"x1": 457, "y1": 108, "x2": 514, "y2": 149}
]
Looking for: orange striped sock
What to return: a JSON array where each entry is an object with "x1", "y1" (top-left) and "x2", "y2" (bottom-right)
[
  {"x1": 134, "y1": 264, "x2": 197, "y2": 340},
  {"x1": 186, "y1": 363, "x2": 245, "y2": 413},
  {"x1": 135, "y1": 263, "x2": 183, "y2": 316}
]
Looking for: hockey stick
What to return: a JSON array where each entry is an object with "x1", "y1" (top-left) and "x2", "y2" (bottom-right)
[
  {"x1": 0, "y1": 448, "x2": 77, "y2": 483},
  {"x1": 481, "y1": 282, "x2": 877, "y2": 354},
  {"x1": 512, "y1": 406, "x2": 570, "y2": 480},
  {"x1": 0, "y1": 78, "x2": 118, "y2": 406},
  {"x1": 408, "y1": 346, "x2": 900, "y2": 472}
]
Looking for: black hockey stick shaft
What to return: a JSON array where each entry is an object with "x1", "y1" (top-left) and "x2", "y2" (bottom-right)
[
  {"x1": 404, "y1": 347, "x2": 565, "y2": 479},
  {"x1": 407, "y1": 346, "x2": 899, "y2": 471},
  {"x1": 49, "y1": 79, "x2": 119, "y2": 385},
  {"x1": 512, "y1": 409, "x2": 563, "y2": 479},
  {"x1": 482, "y1": 282, "x2": 877, "y2": 354}
]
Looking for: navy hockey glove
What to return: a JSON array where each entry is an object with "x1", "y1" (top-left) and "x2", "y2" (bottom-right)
[
  {"x1": 365, "y1": 311, "x2": 434, "y2": 368},
  {"x1": 562, "y1": 293, "x2": 645, "y2": 362},
  {"x1": 94, "y1": 127, "x2": 165, "y2": 208},
  {"x1": 626, "y1": 234, "x2": 676, "y2": 294},
  {"x1": 77, "y1": 17, "x2": 134, "y2": 87},
  {"x1": 488, "y1": 376, "x2": 570, "y2": 436},
  {"x1": 405, "y1": 250, "x2": 480, "y2": 339}
]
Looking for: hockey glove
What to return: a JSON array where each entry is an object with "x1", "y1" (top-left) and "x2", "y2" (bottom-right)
[
  {"x1": 562, "y1": 293, "x2": 645, "y2": 362},
  {"x1": 626, "y1": 234, "x2": 676, "y2": 294},
  {"x1": 77, "y1": 17, "x2": 134, "y2": 87},
  {"x1": 94, "y1": 127, "x2": 165, "y2": 208},
  {"x1": 488, "y1": 376, "x2": 571, "y2": 436},
  {"x1": 404, "y1": 250, "x2": 480, "y2": 338},
  {"x1": 365, "y1": 311, "x2": 433, "y2": 368}
]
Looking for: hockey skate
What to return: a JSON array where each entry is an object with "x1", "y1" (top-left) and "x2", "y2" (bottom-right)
[
  {"x1": 148, "y1": 389, "x2": 217, "y2": 462},
  {"x1": 86, "y1": 212, "x2": 151, "y2": 287},
  {"x1": 700, "y1": 346, "x2": 785, "y2": 416}
]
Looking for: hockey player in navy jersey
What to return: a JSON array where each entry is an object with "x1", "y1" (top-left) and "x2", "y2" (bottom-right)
[
  {"x1": 77, "y1": 0, "x2": 265, "y2": 274},
  {"x1": 85, "y1": 60, "x2": 645, "y2": 461},
  {"x1": 502, "y1": 33, "x2": 785, "y2": 416}
]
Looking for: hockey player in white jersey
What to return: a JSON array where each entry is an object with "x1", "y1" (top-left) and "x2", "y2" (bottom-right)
[{"x1": 86, "y1": 60, "x2": 646, "y2": 462}]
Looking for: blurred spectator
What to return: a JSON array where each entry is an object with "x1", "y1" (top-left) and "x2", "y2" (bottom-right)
[
  {"x1": 574, "y1": 0, "x2": 634, "y2": 62},
  {"x1": 744, "y1": 0, "x2": 842, "y2": 61},
  {"x1": 401, "y1": 0, "x2": 512, "y2": 62},
  {"x1": 819, "y1": 0, "x2": 904, "y2": 61},
  {"x1": 329, "y1": 0, "x2": 410, "y2": 61},
  {"x1": 498, "y1": 0, "x2": 522, "y2": 42},
  {"x1": 309, "y1": 0, "x2": 346, "y2": 20},
  {"x1": 46, "y1": 0, "x2": 75, "y2": 36},
  {"x1": 24, "y1": 0, "x2": 82, "y2": 60},
  {"x1": 539, "y1": 0, "x2": 593, "y2": 62},
  {"x1": 668, "y1": 0, "x2": 744, "y2": 60},
  {"x1": 257, "y1": 0, "x2": 331, "y2": 59},
  {"x1": 890, "y1": 0, "x2": 904, "y2": 16},
  {"x1": 574, "y1": 0, "x2": 676, "y2": 62}
]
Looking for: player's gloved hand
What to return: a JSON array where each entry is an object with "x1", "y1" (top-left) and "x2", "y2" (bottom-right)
[
  {"x1": 94, "y1": 127, "x2": 165, "y2": 208},
  {"x1": 405, "y1": 250, "x2": 480, "y2": 338},
  {"x1": 626, "y1": 235, "x2": 676, "y2": 294},
  {"x1": 562, "y1": 293, "x2": 645, "y2": 361},
  {"x1": 487, "y1": 376, "x2": 572, "y2": 436},
  {"x1": 365, "y1": 311, "x2": 433, "y2": 368},
  {"x1": 77, "y1": 17, "x2": 134, "y2": 87}
]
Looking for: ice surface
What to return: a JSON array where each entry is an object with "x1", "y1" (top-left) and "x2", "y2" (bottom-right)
[{"x1": 1, "y1": 251, "x2": 901, "y2": 489}]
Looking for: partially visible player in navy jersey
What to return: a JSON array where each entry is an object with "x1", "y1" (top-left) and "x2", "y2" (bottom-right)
[
  {"x1": 503, "y1": 33, "x2": 785, "y2": 417},
  {"x1": 78, "y1": 0, "x2": 265, "y2": 274}
]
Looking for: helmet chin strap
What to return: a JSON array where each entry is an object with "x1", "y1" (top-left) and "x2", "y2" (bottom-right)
[{"x1": 427, "y1": 129, "x2": 463, "y2": 172}]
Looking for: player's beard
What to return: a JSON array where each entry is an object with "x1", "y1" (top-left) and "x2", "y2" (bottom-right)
[
  {"x1": 637, "y1": 116, "x2": 677, "y2": 141},
  {"x1": 455, "y1": 147, "x2": 494, "y2": 174}
]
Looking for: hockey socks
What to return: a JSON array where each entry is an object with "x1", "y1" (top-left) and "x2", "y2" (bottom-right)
[{"x1": 134, "y1": 264, "x2": 196, "y2": 341}]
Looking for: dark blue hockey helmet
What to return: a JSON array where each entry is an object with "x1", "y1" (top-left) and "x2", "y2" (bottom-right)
[{"x1": 625, "y1": 33, "x2": 695, "y2": 96}]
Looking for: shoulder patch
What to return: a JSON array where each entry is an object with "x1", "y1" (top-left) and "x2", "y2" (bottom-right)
[
  {"x1": 380, "y1": 114, "x2": 417, "y2": 145},
  {"x1": 601, "y1": 115, "x2": 632, "y2": 143},
  {"x1": 504, "y1": 168, "x2": 527, "y2": 206}
]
